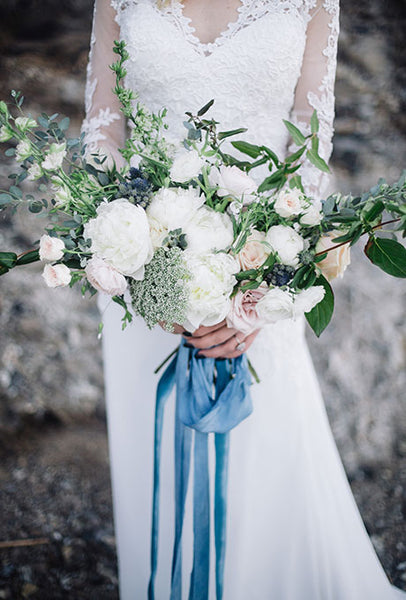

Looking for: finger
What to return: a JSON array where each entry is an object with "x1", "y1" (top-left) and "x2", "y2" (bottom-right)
[
  {"x1": 197, "y1": 330, "x2": 258, "y2": 359},
  {"x1": 187, "y1": 325, "x2": 238, "y2": 349},
  {"x1": 187, "y1": 320, "x2": 227, "y2": 339}
]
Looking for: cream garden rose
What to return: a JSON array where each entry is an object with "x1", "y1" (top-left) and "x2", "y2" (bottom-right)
[
  {"x1": 316, "y1": 231, "x2": 351, "y2": 281},
  {"x1": 42, "y1": 263, "x2": 71, "y2": 288},
  {"x1": 237, "y1": 229, "x2": 269, "y2": 270},
  {"x1": 147, "y1": 186, "x2": 204, "y2": 248},
  {"x1": 273, "y1": 188, "x2": 304, "y2": 218},
  {"x1": 183, "y1": 251, "x2": 238, "y2": 331},
  {"x1": 266, "y1": 224, "x2": 305, "y2": 267},
  {"x1": 84, "y1": 198, "x2": 153, "y2": 279},
  {"x1": 39, "y1": 234, "x2": 65, "y2": 262},
  {"x1": 209, "y1": 165, "x2": 257, "y2": 203},
  {"x1": 85, "y1": 256, "x2": 127, "y2": 296},
  {"x1": 170, "y1": 149, "x2": 205, "y2": 183}
]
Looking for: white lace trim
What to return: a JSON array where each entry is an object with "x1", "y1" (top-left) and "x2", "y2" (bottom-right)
[{"x1": 82, "y1": 108, "x2": 121, "y2": 152}]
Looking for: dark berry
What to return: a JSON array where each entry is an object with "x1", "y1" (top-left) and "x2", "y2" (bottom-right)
[{"x1": 265, "y1": 264, "x2": 295, "y2": 287}]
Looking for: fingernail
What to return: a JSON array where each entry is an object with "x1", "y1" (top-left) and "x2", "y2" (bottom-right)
[{"x1": 183, "y1": 332, "x2": 192, "y2": 337}]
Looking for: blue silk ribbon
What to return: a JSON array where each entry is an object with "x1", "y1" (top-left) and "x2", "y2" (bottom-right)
[{"x1": 148, "y1": 339, "x2": 252, "y2": 600}]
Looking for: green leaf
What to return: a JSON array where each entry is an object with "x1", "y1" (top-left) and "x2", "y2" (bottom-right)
[
  {"x1": 16, "y1": 249, "x2": 40, "y2": 266},
  {"x1": 0, "y1": 193, "x2": 13, "y2": 206},
  {"x1": 5, "y1": 148, "x2": 16, "y2": 157},
  {"x1": 0, "y1": 251, "x2": 17, "y2": 269},
  {"x1": 59, "y1": 117, "x2": 70, "y2": 131},
  {"x1": 235, "y1": 269, "x2": 260, "y2": 281},
  {"x1": 9, "y1": 185, "x2": 22, "y2": 198},
  {"x1": 310, "y1": 110, "x2": 319, "y2": 134},
  {"x1": 260, "y1": 146, "x2": 280, "y2": 166},
  {"x1": 257, "y1": 170, "x2": 285, "y2": 193},
  {"x1": 283, "y1": 120, "x2": 306, "y2": 146},
  {"x1": 37, "y1": 115, "x2": 48, "y2": 128},
  {"x1": 218, "y1": 127, "x2": 248, "y2": 140},
  {"x1": 231, "y1": 140, "x2": 262, "y2": 159},
  {"x1": 285, "y1": 146, "x2": 306, "y2": 164},
  {"x1": 97, "y1": 172, "x2": 110, "y2": 186},
  {"x1": 197, "y1": 99, "x2": 215, "y2": 116},
  {"x1": 363, "y1": 200, "x2": 384, "y2": 222},
  {"x1": 305, "y1": 275, "x2": 334, "y2": 337},
  {"x1": 29, "y1": 200, "x2": 44, "y2": 213},
  {"x1": 289, "y1": 176, "x2": 304, "y2": 193},
  {"x1": 365, "y1": 237, "x2": 406, "y2": 278},
  {"x1": 306, "y1": 149, "x2": 330, "y2": 173}
]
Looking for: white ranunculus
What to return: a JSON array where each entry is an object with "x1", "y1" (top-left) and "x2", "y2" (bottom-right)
[
  {"x1": 85, "y1": 256, "x2": 127, "y2": 296},
  {"x1": 266, "y1": 224, "x2": 305, "y2": 267},
  {"x1": 300, "y1": 198, "x2": 323, "y2": 226},
  {"x1": 255, "y1": 287, "x2": 294, "y2": 324},
  {"x1": 273, "y1": 188, "x2": 304, "y2": 218},
  {"x1": 183, "y1": 251, "x2": 238, "y2": 331},
  {"x1": 41, "y1": 142, "x2": 66, "y2": 171},
  {"x1": 183, "y1": 205, "x2": 234, "y2": 253},
  {"x1": 170, "y1": 149, "x2": 205, "y2": 183},
  {"x1": 42, "y1": 263, "x2": 71, "y2": 288},
  {"x1": 84, "y1": 198, "x2": 153, "y2": 279},
  {"x1": 27, "y1": 163, "x2": 43, "y2": 181},
  {"x1": 39, "y1": 234, "x2": 65, "y2": 262},
  {"x1": 0, "y1": 125, "x2": 13, "y2": 142},
  {"x1": 15, "y1": 140, "x2": 33, "y2": 161},
  {"x1": 147, "y1": 186, "x2": 204, "y2": 248},
  {"x1": 292, "y1": 286, "x2": 325, "y2": 319},
  {"x1": 209, "y1": 165, "x2": 257, "y2": 203},
  {"x1": 15, "y1": 117, "x2": 36, "y2": 131}
]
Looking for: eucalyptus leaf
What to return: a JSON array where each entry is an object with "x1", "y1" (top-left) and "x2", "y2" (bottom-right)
[
  {"x1": 305, "y1": 275, "x2": 334, "y2": 337},
  {"x1": 0, "y1": 193, "x2": 13, "y2": 206},
  {"x1": 59, "y1": 117, "x2": 70, "y2": 131},
  {"x1": 9, "y1": 185, "x2": 22, "y2": 198},
  {"x1": 5, "y1": 148, "x2": 16, "y2": 157},
  {"x1": 29, "y1": 200, "x2": 44, "y2": 213},
  {"x1": 37, "y1": 115, "x2": 48, "y2": 128},
  {"x1": 365, "y1": 236, "x2": 406, "y2": 278}
]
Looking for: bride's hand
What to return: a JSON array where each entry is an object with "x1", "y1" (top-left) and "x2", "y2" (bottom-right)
[{"x1": 183, "y1": 320, "x2": 259, "y2": 359}]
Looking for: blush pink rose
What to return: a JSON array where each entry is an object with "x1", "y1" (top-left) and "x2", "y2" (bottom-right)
[
  {"x1": 237, "y1": 230, "x2": 269, "y2": 271},
  {"x1": 226, "y1": 285, "x2": 267, "y2": 335},
  {"x1": 85, "y1": 256, "x2": 127, "y2": 296},
  {"x1": 42, "y1": 263, "x2": 71, "y2": 288}
]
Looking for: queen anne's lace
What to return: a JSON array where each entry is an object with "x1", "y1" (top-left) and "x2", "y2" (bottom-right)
[{"x1": 85, "y1": 0, "x2": 339, "y2": 197}]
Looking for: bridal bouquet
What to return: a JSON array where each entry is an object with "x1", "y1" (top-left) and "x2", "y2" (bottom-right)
[{"x1": 1, "y1": 42, "x2": 405, "y2": 342}]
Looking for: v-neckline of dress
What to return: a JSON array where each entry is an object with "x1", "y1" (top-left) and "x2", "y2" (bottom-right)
[{"x1": 161, "y1": 0, "x2": 249, "y2": 56}]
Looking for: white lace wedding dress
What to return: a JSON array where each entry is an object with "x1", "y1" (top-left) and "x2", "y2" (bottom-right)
[{"x1": 83, "y1": 1, "x2": 406, "y2": 598}]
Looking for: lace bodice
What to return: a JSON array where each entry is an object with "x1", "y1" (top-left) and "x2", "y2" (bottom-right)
[{"x1": 83, "y1": 0, "x2": 339, "y2": 198}]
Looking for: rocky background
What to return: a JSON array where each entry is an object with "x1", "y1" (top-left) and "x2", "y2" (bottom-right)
[{"x1": 0, "y1": 0, "x2": 405, "y2": 597}]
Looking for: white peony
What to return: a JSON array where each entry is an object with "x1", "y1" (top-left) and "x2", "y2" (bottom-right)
[
  {"x1": 183, "y1": 205, "x2": 234, "y2": 253},
  {"x1": 84, "y1": 198, "x2": 153, "y2": 279},
  {"x1": 170, "y1": 149, "x2": 205, "y2": 183},
  {"x1": 292, "y1": 286, "x2": 325, "y2": 319},
  {"x1": 209, "y1": 165, "x2": 257, "y2": 203},
  {"x1": 39, "y1": 234, "x2": 65, "y2": 262},
  {"x1": 273, "y1": 188, "x2": 304, "y2": 218},
  {"x1": 15, "y1": 117, "x2": 36, "y2": 131},
  {"x1": 42, "y1": 263, "x2": 71, "y2": 288},
  {"x1": 183, "y1": 251, "x2": 238, "y2": 331},
  {"x1": 41, "y1": 142, "x2": 66, "y2": 171},
  {"x1": 300, "y1": 199, "x2": 323, "y2": 226},
  {"x1": 266, "y1": 224, "x2": 305, "y2": 267},
  {"x1": 255, "y1": 287, "x2": 294, "y2": 324},
  {"x1": 27, "y1": 163, "x2": 43, "y2": 181},
  {"x1": 85, "y1": 256, "x2": 127, "y2": 296},
  {"x1": 147, "y1": 186, "x2": 204, "y2": 248},
  {"x1": 15, "y1": 140, "x2": 33, "y2": 161}
]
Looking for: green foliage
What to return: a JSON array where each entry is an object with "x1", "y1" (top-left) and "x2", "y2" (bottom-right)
[
  {"x1": 305, "y1": 275, "x2": 334, "y2": 337},
  {"x1": 365, "y1": 236, "x2": 406, "y2": 278}
]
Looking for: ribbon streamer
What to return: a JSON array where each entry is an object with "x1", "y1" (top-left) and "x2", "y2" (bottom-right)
[{"x1": 149, "y1": 340, "x2": 252, "y2": 599}]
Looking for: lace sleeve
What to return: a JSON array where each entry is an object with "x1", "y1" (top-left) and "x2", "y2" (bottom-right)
[
  {"x1": 82, "y1": 0, "x2": 126, "y2": 164},
  {"x1": 290, "y1": 0, "x2": 340, "y2": 199}
]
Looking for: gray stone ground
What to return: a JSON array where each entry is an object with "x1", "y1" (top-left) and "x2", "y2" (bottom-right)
[{"x1": 0, "y1": 1, "x2": 405, "y2": 598}]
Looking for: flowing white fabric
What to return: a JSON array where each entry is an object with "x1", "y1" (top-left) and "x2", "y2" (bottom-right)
[{"x1": 84, "y1": 1, "x2": 406, "y2": 598}]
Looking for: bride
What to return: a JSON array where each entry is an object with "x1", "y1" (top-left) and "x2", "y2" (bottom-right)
[{"x1": 83, "y1": 0, "x2": 406, "y2": 598}]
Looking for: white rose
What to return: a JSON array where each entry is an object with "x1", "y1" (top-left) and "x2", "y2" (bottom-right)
[
  {"x1": 266, "y1": 224, "x2": 305, "y2": 267},
  {"x1": 0, "y1": 125, "x2": 13, "y2": 142},
  {"x1": 170, "y1": 149, "x2": 205, "y2": 183},
  {"x1": 41, "y1": 142, "x2": 66, "y2": 171},
  {"x1": 85, "y1": 256, "x2": 127, "y2": 296},
  {"x1": 27, "y1": 163, "x2": 43, "y2": 181},
  {"x1": 183, "y1": 205, "x2": 234, "y2": 253},
  {"x1": 315, "y1": 231, "x2": 351, "y2": 281},
  {"x1": 15, "y1": 140, "x2": 32, "y2": 161},
  {"x1": 39, "y1": 234, "x2": 65, "y2": 262},
  {"x1": 292, "y1": 286, "x2": 325, "y2": 319},
  {"x1": 209, "y1": 165, "x2": 257, "y2": 203},
  {"x1": 15, "y1": 117, "x2": 36, "y2": 131},
  {"x1": 147, "y1": 186, "x2": 204, "y2": 248},
  {"x1": 84, "y1": 198, "x2": 153, "y2": 279},
  {"x1": 273, "y1": 188, "x2": 304, "y2": 218},
  {"x1": 42, "y1": 263, "x2": 71, "y2": 288},
  {"x1": 183, "y1": 251, "x2": 238, "y2": 331},
  {"x1": 300, "y1": 199, "x2": 323, "y2": 226},
  {"x1": 255, "y1": 287, "x2": 294, "y2": 324}
]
